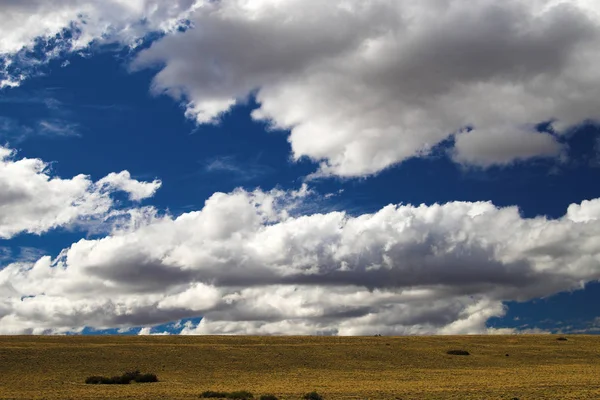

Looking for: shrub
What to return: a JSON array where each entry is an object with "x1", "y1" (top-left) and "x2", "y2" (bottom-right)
[
  {"x1": 303, "y1": 391, "x2": 324, "y2": 400},
  {"x1": 85, "y1": 376, "x2": 112, "y2": 384},
  {"x1": 260, "y1": 395, "x2": 278, "y2": 400},
  {"x1": 84, "y1": 375, "x2": 131, "y2": 385},
  {"x1": 121, "y1": 370, "x2": 141, "y2": 382},
  {"x1": 109, "y1": 375, "x2": 132, "y2": 384},
  {"x1": 446, "y1": 350, "x2": 470, "y2": 356},
  {"x1": 135, "y1": 373, "x2": 158, "y2": 383},
  {"x1": 200, "y1": 391, "x2": 253, "y2": 399},
  {"x1": 84, "y1": 370, "x2": 158, "y2": 385},
  {"x1": 556, "y1": 337, "x2": 568, "y2": 341}
]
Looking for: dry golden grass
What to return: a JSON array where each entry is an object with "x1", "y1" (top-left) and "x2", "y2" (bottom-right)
[{"x1": 0, "y1": 335, "x2": 599, "y2": 399}]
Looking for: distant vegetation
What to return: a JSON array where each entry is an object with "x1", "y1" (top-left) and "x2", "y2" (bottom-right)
[
  {"x1": 303, "y1": 391, "x2": 324, "y2": 400},
  {"x1": 85, "y1": 370, "x2": 158, "y2": 384},
  {"x1": 200, "y1": 390, "x2": 254, "y2": 399},
  {"x1": 259, "y1": 395, "x2": 279, "y2": 400},
  {"x1": 199, "y1": 391, "x2": 289, "y2": 400},
  {"x1": 446, "y1": 349, "x2": 470, "y2": 356},
  {"x1": 556, "y1": 337, "x2": 568, "y2": 341}
]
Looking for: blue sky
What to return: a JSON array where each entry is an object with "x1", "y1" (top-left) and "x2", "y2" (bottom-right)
[{"x1": 1, "y1": 0, "x2": 600, "y2": 335}]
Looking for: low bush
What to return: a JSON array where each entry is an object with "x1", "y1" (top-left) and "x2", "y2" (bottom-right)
[
  {"x1": 84, "y1": 370, "x2": 158, "y2": 384},
  {"x1": 303, "y1": 391, "x2": 324, "y2": 400},
  {"x1": 110, "y1": 375, "x2": 132, "y2": 384},
  {"x1": 85, "y1": 376, "x2": 112, "y2": 384},
  {"x1": 556, "y1": 337, "x2": 568, "y2": 341},
  {"x1": 446, "y1": 350, "x2": 470, "y2": 356},
  {"x1": 135, "y1": 373, "x2": 158, "y2": 383},
  {"x1": 260, "y1": 395, "x2": 278, "y2": 400},
  {"x1": 121, "y1": 370, "x2": 141, "y2": 382}
]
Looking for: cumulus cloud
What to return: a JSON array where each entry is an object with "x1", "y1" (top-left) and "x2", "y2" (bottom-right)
[
  {"x1": 138, "y1": 326, "x2": 170, "y2": 335},
  {"x1": 0, "y1": 146, "x2": 161, "y2": 239},
  {"x1": 452, "y1": 127, "x2": 564, "y2": 167},
  {"x1": 97, "y1": 171, "x2": 162, "y2": 201},
  {"x1": 4, "y1": 0, "x2": 600, "y2": 171},
  {"x1": 2, "y1": 185, "x2": 600, "y2": 335},
  {"x1": 129, "y1": 0, "x2": 600, "y2": 174}
]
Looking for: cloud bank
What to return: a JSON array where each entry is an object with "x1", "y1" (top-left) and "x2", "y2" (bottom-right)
[{"x1": 2, "y1": 185, "x2": 600, "y2": 335}]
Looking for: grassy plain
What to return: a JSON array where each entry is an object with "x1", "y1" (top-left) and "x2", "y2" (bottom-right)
[{"x1": 0, "y1": 335, "x2": 599, "y2": 400}]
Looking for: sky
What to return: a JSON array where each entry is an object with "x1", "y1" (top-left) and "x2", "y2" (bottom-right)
[{"x1": 1, "y1": 0, "x2": 600, "y2": 335}]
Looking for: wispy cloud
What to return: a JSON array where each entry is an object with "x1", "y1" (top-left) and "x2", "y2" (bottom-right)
[
  {"x1": 0, "y1": 116, "x2": 80, "y2": 142},
  {"x1": 204, "y1": 155, "x2": 273, "y2": 182},
  {"x1": 563, "y1": 317, "x2": 600, "y2": 334},
  {"x1": 0, "y1": 90, "x2": 128, "y2": 112},
  {"x1": 38, "y1": 119, "x2": 80, "y2": 137}
]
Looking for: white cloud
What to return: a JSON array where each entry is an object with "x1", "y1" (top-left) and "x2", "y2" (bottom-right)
[
  {"x1": 452, "y1": 127, "x2": 564, "y2": 167},
  {"x1": 4, "y1": 1, "x2": 599, "y2": 171},
  {"x1": 2, "y1": 186, "x2": 600, "y2": 335},
  {"x1": 138, "y1": 326, "x2": 170, "y2": 335},
  {"x1": 0, "y1": 0, "x2": 199, "y2": 55},
  {"x1": 0, "y1": 146, "x2": 161, "y2": 239},
  {"x1": 97, "y1": 171, "x2": 161, "y2": 201},
  {"x1": 566, "y1": 198, "x2": 600, "y2": 222},
  {"x1": 130, "y1": 0, "x2": 600, "y2": 174},
  {"x1": 0, "y1": 0, "x2": 200, "y2": 87}
]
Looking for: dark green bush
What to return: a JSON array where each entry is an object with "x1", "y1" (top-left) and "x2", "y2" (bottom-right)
[
  {"x1": 259, "y1": 395, "x2": 278, "y2": 400},
  {"x1": 121, "y1": 370, "x2": 141, "y2": 382},
  {"x1": 109, "y1": 375, "x2": 132, "y2": 384},
  {"x1": 556, "y1": 337, "x2": 568, "y2": 341},
  {"x1": 135, "y1": 373, "x2": 158, "y2": 383},
  {"x1": 85, "y1": 376, "x2": 112, "y2": 384},
  {"x1": 446, "y1": 349, "x2": 470, "y2": 356},
  {"x1": 84, "y1": 370, "x2": 157, "y2": 385},
  {"x1": 303, "y1": 391, "x2": 324, "y2": 400}
]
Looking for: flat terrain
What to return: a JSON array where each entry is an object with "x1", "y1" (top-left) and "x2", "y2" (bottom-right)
[{"x1": 0, "y1": 335, "x2": 599, "y2": 400}]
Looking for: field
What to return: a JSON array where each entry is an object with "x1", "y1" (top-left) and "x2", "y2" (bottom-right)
[{"x1": 1, "y1": 335, "x2": 599, "y2": 400}]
